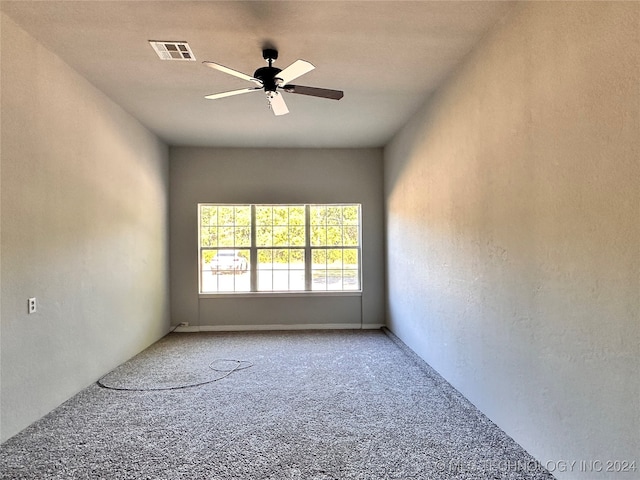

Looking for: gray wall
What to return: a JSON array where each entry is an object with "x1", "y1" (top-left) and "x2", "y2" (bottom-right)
[
  {"x1": 170, "y1": 147, "x2": 384, "y2": 330},
  {"x1": 1, "y1": 15, "x2": 170, "y2": 442},
  {"x1": 384, "y1": 3, "x2": 639, "y2": 477}
]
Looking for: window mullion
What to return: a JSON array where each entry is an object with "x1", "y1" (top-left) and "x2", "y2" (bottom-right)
[
  {"x1": 250, "y1": 205, "x2": 257, "y2": 292},
  {"x1": 304, "y1": 205, "x2": 311, "y2": 291}
]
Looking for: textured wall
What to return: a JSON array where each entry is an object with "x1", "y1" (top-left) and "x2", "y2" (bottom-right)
[
  {"x1": 170, "y1": 147, "x2": 385, "y2": 329},
  {"x1": 1, "y1": 15, "x2": 170, "y2": 441},
  {"x1": 384, "y1": 2, "x2": 639, "y2": 478}
]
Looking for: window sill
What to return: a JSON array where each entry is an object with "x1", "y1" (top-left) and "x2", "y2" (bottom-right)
[{"x1": 199, "y1": 290, "x2": 362, "y2": 299}]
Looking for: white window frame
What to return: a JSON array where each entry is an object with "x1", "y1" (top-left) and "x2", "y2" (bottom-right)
[{"x1": 198, "y1": 203, "x2": 362, "y2": 296}]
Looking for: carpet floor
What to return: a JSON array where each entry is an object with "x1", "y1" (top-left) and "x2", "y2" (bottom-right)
[{"x1": 0, "y1": 329, "x2": 554, "y2": 479}]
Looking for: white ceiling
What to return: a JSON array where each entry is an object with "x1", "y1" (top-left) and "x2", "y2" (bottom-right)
[{"x1": 1, "y1": 1, "x2": 515, "y2": 148}]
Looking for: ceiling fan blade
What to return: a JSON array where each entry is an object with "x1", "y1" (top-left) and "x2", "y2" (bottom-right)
[
  {"x1": 205, "y1": 87, "x2": 261, "y2": 100},
  {"x1": 268, "y1": 91, "x2": 289, "y2": 116},
  {"x1": 202, "y1": 61, "x2": 261, "y2": 84},
  {"x1": 276, "y1": 59, "x2": 315, "y2": 85},
  {"x1": 282, "y1": 84, "x2": 344, "y2": 100}
]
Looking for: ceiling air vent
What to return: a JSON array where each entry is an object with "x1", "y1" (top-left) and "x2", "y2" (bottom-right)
[{"x1": 149, "y1": 41, "x2": 195, "y2": 61}]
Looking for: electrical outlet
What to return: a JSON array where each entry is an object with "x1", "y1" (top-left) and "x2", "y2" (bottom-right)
[
  {"x1": 28, "y1": 297, "x2": 37, "y2": 314},
  {"x1": 178, "y1": 322, "x2": 189, "y2": 327}
]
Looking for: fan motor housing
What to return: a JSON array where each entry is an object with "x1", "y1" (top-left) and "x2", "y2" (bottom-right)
[
  {"x1": 262, "y1": 48, "x2": 278, "y2": 61},
  {"x1": 253, "y1": 66, "x2": 282, "y2": 92}
]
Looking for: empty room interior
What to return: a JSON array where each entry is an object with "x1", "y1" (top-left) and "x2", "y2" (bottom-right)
[{"x1": 1, "y1": 1, "x2": 638, "y2": 479}]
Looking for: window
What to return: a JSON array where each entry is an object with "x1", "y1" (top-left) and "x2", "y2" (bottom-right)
[{"x1": 199, "y1": 204, "x2": 361, "y2": 294}]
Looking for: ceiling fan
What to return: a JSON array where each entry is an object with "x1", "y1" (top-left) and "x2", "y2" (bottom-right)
[{"x1": 203, "y1": 48, "x2": 344, "y2": 116}]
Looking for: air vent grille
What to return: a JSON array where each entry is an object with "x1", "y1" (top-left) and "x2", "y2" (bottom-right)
[{"x1": 149, "y1": 41, "x2": 195, "y2": 61}]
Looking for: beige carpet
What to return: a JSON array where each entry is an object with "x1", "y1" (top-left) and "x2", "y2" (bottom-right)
[{"x1": 0, "y1": 329, "x2": 554, "y2": 479}]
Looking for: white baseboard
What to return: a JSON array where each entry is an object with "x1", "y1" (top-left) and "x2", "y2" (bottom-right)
[{"x1": 171, "y1": 323, "x2": 385, "y2": 333}]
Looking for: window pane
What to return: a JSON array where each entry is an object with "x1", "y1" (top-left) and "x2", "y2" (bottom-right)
[
  {"x1": 312, "y1": 249, "x2": 326, "y2": 266},
  {"x1": 255, "y1": 205, "x2": 306, "y2": 248},
  {"x1": 343, "y1": 206, "x2": 359, "y2": 225},
  {"x1": 273, "y1": 226, "x2": 289, "y2": 246},
  {"x1": 344, "y1": 225, "x2": 359, "y2": 246},
  {"x1": 289, "y1": 206, "x2": 305, "y2": 225},
  {"x1": 312, "y1": 270, "x2": 327, "y2": 290},
  {"x1": 290, "y1": 270, "x2": 305, "y2": 291},
  {"x1": 232, "y1": 249, "x2": 250, "y2": 292},
  {"x1": 235, "y1": 206, "x2": 251, "y2": 226},
  {"x1": 327, "y1": 248, "x2": 343, "y2": 268},
  {"x1": 273, "y1": 206, "x2": 288, "y2": 226},
  {"x1": 234, "y1": 227, "x2": 250, "y2": 247},
  {"x1": 326, "y1": 270, "x2": 343, "y2": 290},
  {"x1": 258, "y1": 270, "x2": 272, "y2": 290},
  {"x1": 219, "y1": 206, "x2": 235, "y2": 226},
  {"x1": 343, "y1": 248, "x2": 359, "y2": 267},
  {"x1": 257, "y1": 249, "x2": 275, "y2": 290},
  {"x1": 256, "y1": 225, "x2": 272, "y2": 247},
  {"x1": 200, "y1": 249, "x2": 250, "y2": 293},
  {"x1": 201, "y1": 249, "x2": 222, "y2": 293},
  {"x1": 199, "y1": 205, "x2": 252, "y2": 293},
  {"x1": 290, "y1": 249, "x2": 305, "y2": 268},
  {"x1": 257, "y1": 247, "x2": 305, "y2": 291},
  {"x1": 311, "y1": 225, "x2": 326, "y2": 246},
  {"x1": 258, "y1": 249, "x2": 272, "y2": 268},
  {"x1": 200, "y1": 227, "x2": 216, "y2": 247},
  {"x1": 202, "y1": 250, "x2": 216, "y2": 265},
  {"x1": 310, "y1": 206, "x2": 326, "y2": 225},
  {"x1": 218, "y1": 226, "x2": 235, "y2": 247},
  {"x1": 273, "y1": 270, "x2": 288, "y2": 290},
  {"x1": 314, "y1": 269, "x2": 360, "y2": 290},
  {"x1": 343, "y1": 269, "x2": 359, "y2": 290},
  {"x1": 209, "y1": 249, "x2": 249, "y2": 274},
  {"x1": 200, "y1": 206, "x2": 217, "y2": 226},
  {"x1": 327, "y1": 206, "x2": 343, "y2": 225},
  {"x1": 290, "y1": 226, "x2": 305, "y2": 246},
  {"x1": 256, "y1": 206, "x2": 272, "y2": 225},
  {"x1": 273, "y1": 248, "x2": 289, "y2": 267},
  {"x1": 327, "y1": 226, "x2": 343, "y2": 246},
  {"x1": 311, "y1": 246, "x2": 360, "y2": 291}
]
